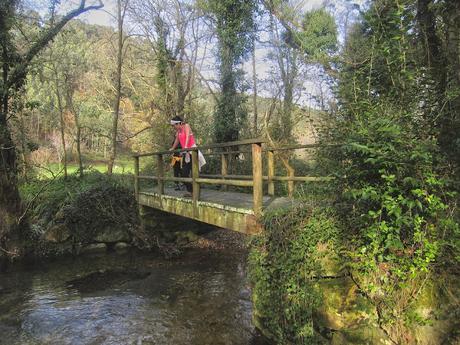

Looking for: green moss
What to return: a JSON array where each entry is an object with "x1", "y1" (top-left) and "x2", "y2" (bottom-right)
[
  {"x1": 248, "y1": 205, "x2": 342, "y2": 344},
  {"x1": 19, "y1": 172, "x2": 137, "y2": 256}
]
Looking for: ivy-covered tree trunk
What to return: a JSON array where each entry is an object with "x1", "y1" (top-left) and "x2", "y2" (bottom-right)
[
  {"x1": 0, "y1": 0, "x2": 103, "y2": 263},
  {"x1": 206, "y1": 0, "x2": 256, "y2": 143},
  {"x1": 215, "y1": 46, "x2": 240, "y2": 142},
  {"x1": 0, "y1": 95, "x2": 23, "y2": 260},
  {"x1": 439, "y1": 0, "x2": 460, "y2": 168},
  {"x1": 416, "y1": 0, "x2": 460, "y2": 168},
  {"x1": 0, "y1": 0, "x2": 24, "y2": 261}
]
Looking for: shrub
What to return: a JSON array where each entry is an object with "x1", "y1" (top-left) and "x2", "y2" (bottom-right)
[{"x1": 249, "y1": 205, "x2": 340, "y2": 344}]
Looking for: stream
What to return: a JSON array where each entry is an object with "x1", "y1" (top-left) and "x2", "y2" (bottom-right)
[{"x1": 0, "y1": 248, "x2": 270, "y2": 345}]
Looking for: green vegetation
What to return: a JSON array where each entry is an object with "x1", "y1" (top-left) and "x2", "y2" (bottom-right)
[
  {"x1": 19, "y1": 172, "x2": 136, "y2": 256},
  {"x1": 248, "y1": 0, "x2": 460, "y2": 344},
  {"x1": 36, "y1": 159, "x2": 134, "y2": 179},
  {"x1": 20, "y1": 172, "x2": 133, "y2": 225},
  {"x1": 249, "y1": 206, "x2": 340, "y2": 344},
  {"x1": 203, "y1": 0, "x2": 257, "y2": 142},
  {"x1": 1, "y1": 0, "x2": 459, "y2": 344}
]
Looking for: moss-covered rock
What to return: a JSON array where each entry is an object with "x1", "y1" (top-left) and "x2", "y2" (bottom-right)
[
  {"x1": 249, "y1": 203, "x2": 460, "y2": 345},
  {"x1": 19, "y1": 173, "x2": 142, "y2": 258}
]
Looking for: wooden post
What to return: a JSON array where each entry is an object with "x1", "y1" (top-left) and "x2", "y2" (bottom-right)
[
  {"x1": 221, "y1": 149, "x2": 228, "y2": 191},
  {"x1": 267, "y1": 150, "x2": 275, "y2": 196},
  {"x1": 252, "y1": 143, "x2": 263, "y2": 218},
  {"x1": 157, "y1": 154, "x2": 164, "y2": 195},
  {"x1": 134, "y1": 156, "x2": 139, "y2": 201},
  {"x1": 192, "y1": 150, "x2": 200, "y2": 218},
  {"x1": 288, "y1": 170, "x2": 295, "y2": 197}
]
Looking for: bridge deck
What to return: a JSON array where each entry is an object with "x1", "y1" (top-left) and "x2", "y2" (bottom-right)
[{"x1": 138, "y1": 187, "x2": 294, "y2": 234}]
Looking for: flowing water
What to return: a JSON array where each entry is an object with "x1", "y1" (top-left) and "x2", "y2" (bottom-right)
[{"x1": 0, "y1": 249, "x2": 270, "y2": 345}]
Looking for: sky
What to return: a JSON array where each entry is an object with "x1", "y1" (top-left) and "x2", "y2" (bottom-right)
[
  {"x1": 57, "y1": 0, "x2": 363, "y2": 109},
  {"x1": 78, "y1": 0, "x2": 328, "y2": 28}
]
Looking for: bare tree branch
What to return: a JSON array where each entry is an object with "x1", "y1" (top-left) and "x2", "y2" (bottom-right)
[{"x1": 7, "y1": 0, "x2": 104, "y2": 92}]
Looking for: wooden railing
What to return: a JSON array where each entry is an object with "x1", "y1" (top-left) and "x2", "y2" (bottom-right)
[{"x1": 133, "y1": 138, "x2": 332, "y2": 218}]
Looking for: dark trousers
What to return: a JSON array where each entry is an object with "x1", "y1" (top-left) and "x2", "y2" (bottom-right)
[
  {"x1": 173, "y1": 158, "x2": 181, "y2": 178},
  {"x1": 181, "y1": 155, "x2": 192, "y2": 192}
]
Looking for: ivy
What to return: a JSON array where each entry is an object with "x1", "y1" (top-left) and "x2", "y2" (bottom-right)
[
  {"x1": 249, "y1": 206, "x2": 341, "y2": 344},
  {"x1": 201, "y1": 0, "x2": 257, "y2": 142}
]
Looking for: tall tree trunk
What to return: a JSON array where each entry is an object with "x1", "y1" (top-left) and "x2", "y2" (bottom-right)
[
  {"x1": 54, "y1": 72, "x2": 68, "y2": 179},
  {"x1": 439, "y1": 0, "x2": 460, "y2": 167},
  {"x1": 0, "y1": 0, "x2": 103, "y2": 264},
  {"x1": 108, "y1": 0, "x2": 126, "y2": 175},
  {"x1": 75, "y1": 122, "x2": 83, "y2": 178},
  {"x1": 1, "y1": 26, "x2": 23, "y2": 261},
  {"x1": 19, "y1": 108, "x2": 29, "y2": 178},
  {"x1": 252, "y1": 40, "x2": 258, "y2": 136},
  {"x1": 0, "y1": 73, "x2": 23, "y2": 261},
  {"x1": 66, "y1": 85, "x2": 83, "y2": 178}
]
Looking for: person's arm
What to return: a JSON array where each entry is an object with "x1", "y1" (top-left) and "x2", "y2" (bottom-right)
[
  {"x1": 184, "y1": 124, "x2": 191, "y2": 148},
  {"x1": 170, "y1": 133, "x2": 179, "y2": 150}
]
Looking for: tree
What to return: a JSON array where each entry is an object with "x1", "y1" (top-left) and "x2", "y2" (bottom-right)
[
  {"x1": 322, "y1": 0, "x2": 459, "y2": 341},
  {"x1": 107, "y1": 0, "x2": 129, "y2": 175},
  {"x1": 203, "y1": 0, "x2": 257, "y2": 143},
  {"x1": 0, "y1": 0, "x2": 103, "y2": 261},
  {"x1": 129, "y1": 0, "x2": 204, "y2": 149},
  {"x1": 415, "y1": 0, "x2": 460, "y2": 170},
  {"x1": 261, "y1": 3, "x2": 337, "y2": 142}
]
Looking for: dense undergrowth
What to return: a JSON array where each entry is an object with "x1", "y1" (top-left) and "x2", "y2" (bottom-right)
[
  {"x1": 19, "y1": 171, "x2": 140, "y2": 255},
  {"x1": 249, "y1": 205, "x2": 341, "y2": 344},
  {"x1": 249, "y1": 1, "x2": 460, "y2": 343},
  {"x1": 20, "y1": 171, "x2": 133, "y2": 223}
]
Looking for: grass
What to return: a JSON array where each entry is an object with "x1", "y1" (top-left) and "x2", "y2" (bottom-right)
[{"x1": 35, "y1": 159, "x2": 134, "y2": 179}]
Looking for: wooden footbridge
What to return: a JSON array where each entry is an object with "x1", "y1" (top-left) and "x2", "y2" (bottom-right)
[{"x1": 133, "y1": 139, "x2": 331, "y2": 234}]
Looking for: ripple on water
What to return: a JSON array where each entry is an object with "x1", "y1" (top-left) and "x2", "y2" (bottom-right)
[{"x1": 0, "y1": 250, "x2": 270, "y2": 345}]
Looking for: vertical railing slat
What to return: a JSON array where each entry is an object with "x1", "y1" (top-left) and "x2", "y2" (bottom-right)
[
  {"x1": 288, "y1": 170, "x2": 295, "y2": 197},
  {"x1": 192, "y1": 150, "x2": 200, "y2": 218},
  {"x1": 157, "y1": 154, "x2": 164, "y2": 195},
  {"x1": 134, "y1": 156, "x2": 139, "y2": 201},
  {"x1": 221, "y1": 149, "x2": 228, "y2": 191},
  {"x1": 252, "y1": 142, "x2": 263, "y2": 218},
  {"x1": 267, "y1": 150, "x2": 275, "y2": 196}
]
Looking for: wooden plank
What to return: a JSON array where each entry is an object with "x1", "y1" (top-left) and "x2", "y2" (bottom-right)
[
  {"x1": 195, "y1": 178, "x2": 253, "y2": 187},
  {"x1": 134, "y1": 156, "x2": 139, "y2": 201},
  {"x1": 133, "y1": 138, "x2": 265, "y2": 157},
  {"x1": 198, "y1": 174, "x2": 333, "y2": 182},
  {"x1": 221, "y1": 150, "x2": 228, "y2": 192},
  {"x1": 267, "y1": 150, "x2": 275, "y2": 196},
  {"x1": 200, "y1": 174, "x2": 252, "y2": 180},
  {"x1": 263, "y1": 143, "x2": 341, "y2": 152},
  {"x1": 141, "y1": 187, "x2": 294, "y2": 211},
  {"x1": 138, "y1": 192, "x2": 263, "y2": 234},
  {"x1": 252, "y1": 143, "x2": 263, "y2": 218},
  {"x1": 192, "y1": 150, "x2": 200, "y2": 217},
  {"x1": 271, "y1": 176, "x2": 334, "y2": 182},
  {"x1": 157, "y1": 154, "x2": 164, "y2": 195},
  {"x1": 288, "y1": 170, "x2": 294, "y2": 197}
]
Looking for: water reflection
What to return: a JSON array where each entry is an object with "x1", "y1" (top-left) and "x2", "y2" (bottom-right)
[{"x1": 0, "y1": 249, "x2": 270, "y2": 345}]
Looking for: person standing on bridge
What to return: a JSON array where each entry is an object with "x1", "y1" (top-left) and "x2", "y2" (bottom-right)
[{"x1": 169, "y1": 116, "x2": 205, "y2": 197}]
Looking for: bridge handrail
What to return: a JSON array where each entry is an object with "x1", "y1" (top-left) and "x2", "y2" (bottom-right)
[
  {"x1": 134, "y1": 138, "x2": 266, "y2": 217},
  {"x1": 133, "y1": 139, "x2": 333, "y2": 218},
  {"x1": 133, "y1": 138, "x2": 266, "y2": 158}
]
